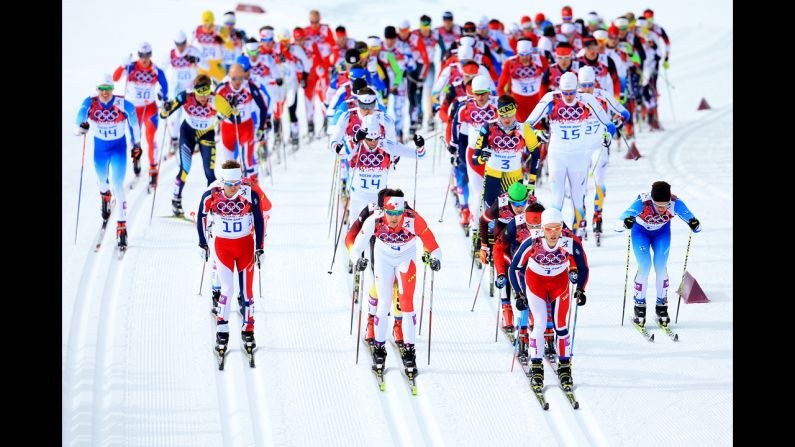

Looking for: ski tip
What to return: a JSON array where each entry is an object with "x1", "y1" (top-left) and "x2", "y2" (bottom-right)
[
  {"x1": 673, "y1": 334, "x2": 679, "y2": 342},
  {"x1": 573, "y1": 402, "x2": 580, "y2": 409},
  {"x1": 327, "y1": 270, "x2": 333, "y2": 275},
  {"x1": 380, "y1": 382, "x2": 386, "y2": 391},
  {"x1": 411, "y1": 386, "x2": 417, "y2": 396},
  {"x1": 649, "y1": 334, "x2": 655, "y2": 342},
  {"x1": 543, "y1": 403, "x2": 549, "y2": 410}
]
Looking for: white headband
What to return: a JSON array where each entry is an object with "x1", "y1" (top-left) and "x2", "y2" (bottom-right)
[{"x1": 221, "y1": 168, "x2": 242, "y2": 181}]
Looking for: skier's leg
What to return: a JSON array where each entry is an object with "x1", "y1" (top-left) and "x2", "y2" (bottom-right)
[
  {"x1": 525, "y1": 287, "x2": 548, "y2": 361},
  {"x1": 551, "y1": 279, "x2": 572, "y2": 360},
  {"x1": 547, "y1": 154, "x2": 567, "y2": 211},
  {"x1": 108, "y1": 140, "x2": 128, "y2": 222},
  {"x1": 568, "y1": 162, "x2": 589, "y2": 233},
  {"x1": 199, "y1": 131, "x2": 217, "y2": 186},
  {"x1": 239, "y1": 120, "x2": 256, "y2": 177},
  {"x1": 372, "y1": 255, "x2": 397, "y2": 345},
  {"x1": 144, "y1": 103, "x2": 159, "y2": 172},
  {"x1": 395, "y1": 257, "x2": 418, "y2": 345},
  {"x1": 651, "y1": 226, "x2": 672, "y2": 305},
  {"x1": 173, "y1": 123, "x2": 196, "y2": 199},
  {"x1": 213, "y1": 239, "x2": 237, "y2": 335},
  {"x1": 235, "y1": 236, "x2": 256, "y2": 333},
  {"x1": 631, "y1": 226, "x2": 653, "y2": 305}
]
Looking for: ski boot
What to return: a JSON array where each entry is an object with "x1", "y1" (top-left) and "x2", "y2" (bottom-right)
[
  {"x1": 365, "y1": 314, "x2": 375, "y2": 343},
  {"x1": 171, "y1": 197, "x2": 184, "y2": 217},
  {"x1": 593, "y1": 212, "x2": 603, "y2": 233},
  {"x1": 101, "y1": 191, "x2": 112, "y2": 221},
  {"x1": 211, "y1": 288, "x2": 221, "y2": 316},
  {"x1": 558, "y1": 358, "x2": 573, "y2": 389},
  {"x1": 132, "y1": 150, "x2": 142, "y2": 177},
  {"x1": 321, "y1": 116, "x2": 328, "y2": 136},
  {"x1": 307, "y1": 120, "x2": 315, "y2": 141},
  {"x1": 372, "y1": 342, "x2": 387, "y2": 368},
  {"x1": 656, "y1": 304, "x2": 671, "y2": 327},
  {"x1": 517, "y1": 330, "x2": 529, "y2": 365},
  {"x1": 530, "y1": 359, "x2": 544, "y2": 388},
  {"x1": 273, "y1": 118, "x2": 282, "y2": 145},
  {"x1": 116, "y1": 221, "x2": 128, "y2": 248},
  {"x1": 401, "y1": 343, "x2": 417, "y2": 371},
  {"x1": 633, "y1": 304, "x2": 647, "y2": 327},
  {"x1": 289, "y1": 123, "x2": 299, "y2": 149},
  {"x1": 501, "y1": 303, "x2": 515, "y2": 332},
  {"x1": 460, "y1": 207, "x2": 471, "y2": 226},
  {"x1": 427, "y1": 117, "x2": 435, "y2": 132},
  {"x1": 393, "y1": 318, "x2": 404, "y2": 351},
  {"x1": 242, "y1": 330, "x2": 256, "y2": 351},
  {"x1": 147, "y1": 167, "x2": 158, "y2": 193},
  {"x1": 215, "y1": 331, "x2": 229, "y2": 369}
]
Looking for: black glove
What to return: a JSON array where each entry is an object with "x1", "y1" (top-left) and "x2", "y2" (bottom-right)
[
  {"x1": 199, "y1": 243, "x2": 209, "y2": 261},
  {"x1": 275, "y1": 78, "x2": 283, "y2": 86},
  {"x1": 187, "y1": 55, "x2": 199, "y2": 64},
  {"x1": 447, "y1": 144, "x2": 457, "y2": 155},
  {"x1": 228, "y1": 95, "x2": 239, "y2": 107},
  {"x1": 80, "y1": 122, "x2": 90, "y2": 130},
  {"x1": 255, "y1": 248, "x2": 264, "y2": 266},
  {"x1": 612, "y1": 116, "x2": 624, "y2": 133},
  {"x1": 301, "y1": 73, "x2": 309, "y2": 89},
  {"x1": 392, "y1": 156, "x2": 400, "y2": 166},
  {"x1": 574, "y1": 288, "x2": 586, "y2": 306},
  {"x1": 356, "y1": 257, "x2": 368, "y2": 271},
  {"x1": 214, "y1": 35, "x2": 225, "y2": 44},
  {"x1": 157, "y1": 92, "x2": 163, "y2": 101},
  {"x1": 265, "y1": 119, "x2": 273, "y2": 132},
  {"x1": 163, "y1": 100, "x2": 175, "y2": 112},
  {"x1": 687, "y1": 217, "x2": 701, "y2": 232},
  {"x1": 450, "y1": 155, "x2": 459, "y2": 166},
  {"x1": 278, "y1": 53, "x2": 286, "y2": 63},
  {"x1": 495, "y1": 274, "x2": 507, "y2": 289},
  {"x1": 624, "y1": 216, "x2": 636, "y2": 229},
  {"x1": 569, "y1": 270, "x2": 578, "y2": 284},
  {"x1": 515, "y1": 292, "x2": 528, "y2": 311},
  {"x1": 422, "y1": 251, "x2": 432, "y2": 265},
  {"x1": 479, "y1": 149, "x2": 492, "y2": 163},
  {"x1": 333, "y1": 142, "x2": 343, "y2": 154},
  {"x1": 430, "y1": 258, "x2": 441, "y2": 271},
  {"x1": 131, "y1": 144, "x2": 142, "y2": 160},
  {"x1": 413, "y1": 134, "x2": 424, "y2": 148},
  {"x1": 534, "y1": 129, "x2": 549, "y2": 143},
  {"x1": 353, "y1": 128, "x2": 367, "y2": 143}
]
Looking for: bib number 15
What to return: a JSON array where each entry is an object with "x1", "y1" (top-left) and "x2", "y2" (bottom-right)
[{"x1": 560, "y1": 128, "x2": 580, "y2": 140}]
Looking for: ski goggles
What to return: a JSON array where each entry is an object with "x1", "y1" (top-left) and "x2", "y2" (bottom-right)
[
  {"x1": 223, "y1": 179, "x2": 242, "y2": 187},
  {"x1": 138, "y1": 51, "x2": 152, "y2": 59},
  {"x1": 384, "y1": 208, "x2": 405, "y2": 216},
  {"x1": 473, "y1": 89, "x2": 490, "y2": 96},
  {"x1": 509, "y1": 198, "x2": 528, "y2": 207},
  {"x1": 652, "y1": 201, "x2": 670, "y2": 209},
  {"x1": 561, "y1": 90, "x2": 577, "y2": 97},
  {"x1": 97, "y1": 85, "x2": 114, "y2": 91},
  {"x1": 245, "y1": 46, "x2": 260, "y2": 57},
  {"x1": 543, "y1": 224, "x2": 563, "y2": 232},
  {"x1": 230, "y1": 76, "x2": 246, "y2": 82},
  {"x1": 194, "y1": 85, "x2": 212, "y2": 96},
  {"x1": 579, "y1": 82, "x2": 595, "y2": 89}
]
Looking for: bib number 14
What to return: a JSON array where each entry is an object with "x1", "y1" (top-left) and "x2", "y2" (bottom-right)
[{"x1": 360, "y1": 177, "x2": 382, "y2": 190}]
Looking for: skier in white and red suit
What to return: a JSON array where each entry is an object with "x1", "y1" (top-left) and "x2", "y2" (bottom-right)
[
  {"x1": 508, "y1": 208, "x2": 588, "y2": 389},
  {"x1": 349, "y1": 191, "x2": 442, "y2": 370},
  {"x1": 197, "y1": 160, "x2": 265, "y2": 353}
]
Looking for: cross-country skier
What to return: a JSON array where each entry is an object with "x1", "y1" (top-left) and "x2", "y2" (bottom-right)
[
  {"x1": 159, "y1": 74, "x2": 218, "y2": 216},
  {"x1": 75, "y1": 74, "x2": 141, "y2": 250},
  {"x1": 197, "y1": 160, "x2": 265, "y2": 362},
  {"x1": 163, "y1": 31, "x2": 202, "y2": 157},
  {"x1": 497, "y1": 39, "x2": 548, "y2": 122},
  {"x1": 113, "y1": 42, "x2": 169, "y2": 189},
  {"x1": 508, "y1": 208, "x2": 588, "y2": 389},
  {"x1": 616, "y1": 181, "x2": 701, "y2": 327},
  {"x1": 349, "y1": 190, "x2": 441, "y2": 373},
  {"x1": 192, "y1": 10, "x2": 227, "y2": 82}
]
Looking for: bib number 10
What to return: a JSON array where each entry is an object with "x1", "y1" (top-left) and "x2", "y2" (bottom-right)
[
  {"x1": 222, "y1": 221, "x2": 243, "y2": 233},
  {"x1": 360, "y1": 177, "x2": 382, "y2": 190}
]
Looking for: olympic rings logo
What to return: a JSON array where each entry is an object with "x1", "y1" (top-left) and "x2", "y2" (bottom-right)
[
  {"x1": 92, "y1": 108, "x2": 120, "y2": 122},
  {"x1": 492, "y1": 135, "x2": 520, "y2": 149},
  {"x1": 534, "y1": 252, "x2": 568, "y2": 265},
  {"x1": 359, "y1": 153, "x2": 385, "y2": 167},
  {"x1": 228, "y1": 91, "x2": 249, "y2": 103},
  {"x1": 515, "y1": 66, "x2": 537, "y2": 78},
  {"x1": 172, "y1": 56, "x2": 190, "y2": 68},
  {"x1": 350, "y1": 123, "x2": 361, "y2": 134},
  {"x1": 557, "y1": 106, "x2": 585, "y2": 120},
  {"x1": 469, "y1": 108, "x2": 496, "y2": 122},
  {"x1": 644, "y1": 214, "x2": 670, "y2": 225},
  {"x1": 187, "y1": 104, "x2": 212, "y2": 116},
  {"x1": 216, "y1": 200, "x2": 247, "y2": 215},
  {"x1": 198, "y1": 34, "x2": 216, "y2": 44},
  {"x1": 379, "y1": 231, "x2": 411, "y2": 244},
  {"x1": 132, "y1": 71, "x2": 155, "y2": 83}
]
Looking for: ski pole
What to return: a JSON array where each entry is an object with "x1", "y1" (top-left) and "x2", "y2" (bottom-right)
[
  {"x1": 675, "y1": 231, "x2": 693, "y2": 324},
  {"x1": 663, "y1": 69, "x2": 676, "y2": 122},
  {"x1": 621, "y1": 232, "x2": 632, "y2": 326},
  {"x1": 355, "y1": 266, "x2": 365, "y2": 364},
  {"x1": 418, "y1": 261, "x2": 427, "y2": 335},
  {"x1": 149, "y1": 114, "x2": 169, "y2": 224},
  {"x1": 412, "y1": 141, "x2": 420, "y2": 210},
  {"x1": 257, "y1": 255, "x2": 263, "y2": 298},
  {"x1": 427, "y1": 269, "x2": 435, "y2": 366},
  {"x1": 74, "y1": 134, "x2": 87, "y2": 244},
  {"x1": 349, "y1": 270, "x2": 358, "y2": 334},
  {"x1": 438, "y1": 165, "x2": 454, "y2": 223},
  {"x1": 470, "y1": 256, "x2": 488, "y2": 311},
  {"x1": 494, "y1": 286, "x2": 500, "y2": 342},
  {"x1": 468, "y1": 168, "x2": 489, "y2": 286},
  {"x1": 327, "y1": 154, "x2": 339, "y2": 218},
  {"x1": 327, "y1": 195, "x2": 350, "y2": 274},
  {"x1": 198, "y1": 255, "x2": 207, "y2": 295}
]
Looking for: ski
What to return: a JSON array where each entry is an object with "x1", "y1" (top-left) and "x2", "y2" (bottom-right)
[
  {"x1": 362, "y1": 337, "x2": 387, "y2": 391},
  {"x1": 403, "y1": 367, "x2": 418, "y2": 395},
  {"x1": 631, "y1": 321, "x2": 655, "y2": 342},
  {"x1": 242, "y1": 345, "x2": 256, "y2": 368},
  {"x1": 215, "y1": 346, "x2": 228, "y2": 371},
  {"x1": 116, "y1": 245, "x2": 128, "y2": 260},
  {"x1": 501, "y1": 327, "x2": 516, "y2": 344},
  {"x1": 594, "y1": 231, "x2": 601, "y2": 246},
  {"x1": 519, "y1": 360, "x2": 549, "y2": 410},
  {"x1": 94, "y1": 220, "x2": 109, "y2": 252},
  {"x1": 159, "y1": 215, "x2": 194, "y2": 224},
  {"x1": 560, "y1": 384, "x2": 580, "y2": 409},
  {"x1": 657, "y1": 321, "x2": 680, "y2": 342},
  {"x1": 127, "y1": 175, "x2": 141, "y2": 190}
]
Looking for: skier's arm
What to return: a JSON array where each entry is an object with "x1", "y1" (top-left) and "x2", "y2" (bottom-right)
[
  {"x1": 508, "y1": 238, "x2": 533, "y2": 294},
  {"x1": 384, "y1": 139, "x2": 423, "y2": 159},
  {"x1": 493, "y1": 229, "x2": 511, "y2": 276},
  {"x1": 619, "y1": 197, "x2": 645, "y2": 221},
  {"x1": 75, "y1": 97, "x2": 92, "y2": 127},
  {"x1": 112, "y1": 63, "x2": 130, "y2": 82},
  {"x1": 196, "y1": 189, "x2": 213, "y2": 245},
  {"x1": 329, "y1": 111, "x2": 350, "y2": 153},
  {"x1": 163, "y1": 91, "x2": 188, "y2": 118},
  {"x1": 471, "y1": 124, "x2": 491, "y2": 166},
  {"x1": 570, "y1": 237, "x2": 589, "y2": 290},
  {"x1": 249, "y1": 83, "x2": 268, "y2": 130},
  {"x1": 583, "y1": 94, "x2": 615, "y2": 131},
  {"x1": 157, "y1": 67, "x2": 169, "y2": 102},
  {"x1": 345, "y1": 207, "x2": 372, "y2": 251},
  {"x1": 604, "y1": 92, "x2": 629, "y2": 119},
  {"x1": 430, "y1": 65, "x2": 451, "y2": 108},
  {"x1": 606, "y1": 57, "x2": 620, "y2": 98},
  {"x1": 350, "y1": 214, "x2": 376, "y2": 263},
  {"x1": 251, "y1": 189, "x2": 265, "y2": 249},
  {"x1": 478, "y1": 202, "x2": 499, "y2": 246},
  {"x1": 386, "y1": 52, "x2": 404, "y2": 86},
  {"x1": 414, "y1": 212, "x2": 442, "y2": 261},
  {"x1": 497, "y1": 60, "x2": 511, "y2": 94},
  {"x1": 524, "y1": 92, "x2": 554, "y2": 126},
  {"x1": 672, "y1": 198, "x2": 700, "y2": 232},
  {"x1": 416, "y1": 37, "x2": 430, "y2": 79}
]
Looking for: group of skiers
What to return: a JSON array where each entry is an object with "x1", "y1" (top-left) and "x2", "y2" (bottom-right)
[{"x1": 73, "y1": 6, "x2": 702, "y2": 394}]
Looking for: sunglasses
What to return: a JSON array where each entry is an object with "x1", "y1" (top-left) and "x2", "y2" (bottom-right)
[
  {"x1": 385, "y1": 208, "x2": 405, "y2": 216},
  {"x1": 231, "y1": 76, "x2": 246, "y2": 81},
  {"x1": 138, "y1": 52, "x2": 152, "y2": 58},
  {"x1": 97, "y1": 85, "x2": 114, "y2": 91},
  {"x1": 223, "y1": 179, "x2": 242, "y2": 187},
  {"x1": 653, "y1": 201, "x2": 670, "y2": 208},
  {"x1": 358, "y1": 101, "x2": 377, "y2": 110},
  {"x1": 543, "y1": 224, "x2": 563, "y2": 232},
  {"x1": 195, "y1": 85, "x2": 212, "y2": 96},
  {"x1": 473, "y1": 90, "x2": 489, "y2": 96},
  {"x1": 579, "y1": 82, "x2": 594, "y2": 88},
  {"x1": 561, "y1": 90, "x2": 577, "y2": 96},
  {"x1": 245, "y1": 48, "x2": 260, "y2": 57}
]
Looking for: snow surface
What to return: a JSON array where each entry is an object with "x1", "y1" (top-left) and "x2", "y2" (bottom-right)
[{"x1": 63, "y1": 0, "x2": 732, "y2": 445}]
